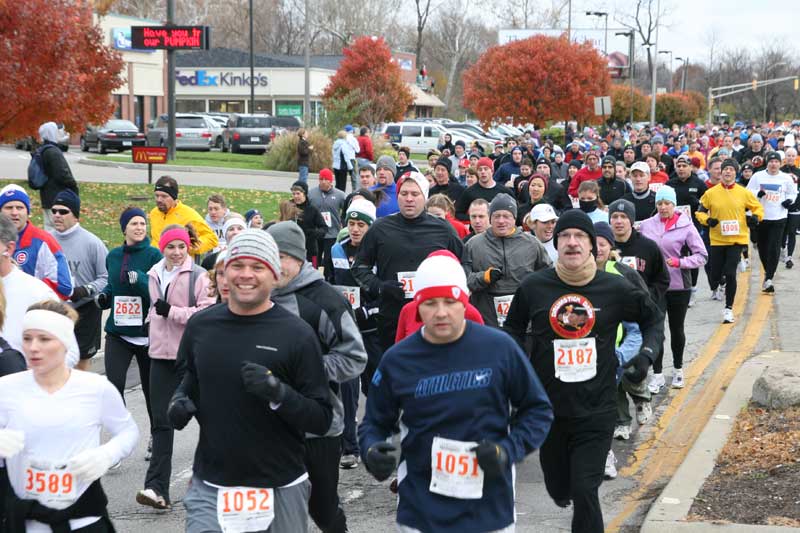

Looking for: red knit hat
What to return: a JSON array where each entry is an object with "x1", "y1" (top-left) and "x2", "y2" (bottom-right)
[
  {"x1": 319, "y1": 168, "x2": 334, "y2": 182},
  {"x1": 477, "y1": 157, "x2": 494, "y2": 169}
]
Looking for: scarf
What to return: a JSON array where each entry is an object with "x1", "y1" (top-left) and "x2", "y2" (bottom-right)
[{"x1": 555, "y1": 254, "x2": 597, "y2": 287}]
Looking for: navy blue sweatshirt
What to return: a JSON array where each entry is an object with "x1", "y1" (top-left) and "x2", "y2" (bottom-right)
[{"x1": 359, "y1": 322, "x2": 553, "y2": 532}]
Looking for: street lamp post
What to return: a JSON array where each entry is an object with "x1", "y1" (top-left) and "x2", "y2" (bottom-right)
[
  {"x1": 763, "y1": 61, "x2": 788, "y2": 123},
  {"x1": 648, "y1": 0, "x2": 661, "y2": 127},
  {"x1": 659, "y1": 50, "x2": 673, "y2": 92},
  {"x1": 586, "y1": 11, "x2": 608, "y2": 55},
  {"x1": 616, "y1": 30, "x2": 635, "y2": 124},
  {"x1": 675, "y1": 56, "x2": 688, "y2": 93}
]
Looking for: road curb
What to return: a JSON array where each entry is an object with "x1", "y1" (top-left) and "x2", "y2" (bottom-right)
[
  {"x1": 641, "y1": 350, "x2": 800, "y2": 533},
  {"x1": 78, "y1": 156, "x2": 319, "y2": 180}
]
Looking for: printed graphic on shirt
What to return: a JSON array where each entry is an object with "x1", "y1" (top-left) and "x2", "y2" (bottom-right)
[
  {"x1": 549, "y1": 293, "x2": 596, "y2": 339},
  {"x1": 14, "y1": 251, "x2": 27, "y2": 265},
  {"x1": 414, "y1": 368, "x2": 493, "y2": 398}
]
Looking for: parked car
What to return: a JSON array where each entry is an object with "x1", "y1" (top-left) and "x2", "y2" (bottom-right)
[
  {"x1": 203, "y1": 115, "x2": 227, "y2": 149},
  {"x1": 15, "y1": 123, "x2": 70, "y2": 152},
  {"x1": 148, "y1": 113, "x2": 216, "y2": 151},
  {"x1": 81, "y1": 119, "x2": 145, "y2": 153},
  {"x1": 379, "y1": 122, "x2": 457, "y2": 152},
  {"x1": 222, "y1": 114, "x2": 277, "y2": 154}
]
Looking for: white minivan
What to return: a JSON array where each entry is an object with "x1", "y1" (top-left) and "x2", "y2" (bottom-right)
[{"x1": 381, "y1": 122, "x2": 455, "y2": 152}]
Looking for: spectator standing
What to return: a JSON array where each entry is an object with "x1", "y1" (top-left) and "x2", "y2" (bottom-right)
[
  {"x1": 297, "y1": 128, "x2": 313, "y2": 183},
  {"x1": 31, "y1": 121, "x2": 79, "y2": 232}
]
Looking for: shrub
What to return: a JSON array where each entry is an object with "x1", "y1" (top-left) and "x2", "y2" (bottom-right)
[
  {"x1": 371, "y1": 134, "x2": 396, "y2": 161},
  {"x1": 540, "y1": 126, "x2": 565, "y2": 147},
  {"x1": 320, "y1": 91, "x2": 368, "y2": 138},
  {"x1": 264, "y1": 129, "x2": 332, "y2": 172}
]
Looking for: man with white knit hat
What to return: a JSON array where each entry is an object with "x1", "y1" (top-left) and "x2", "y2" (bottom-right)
[
  {"x1": 359, "y1": 252, "x2": 553, "y2": 533},
  {"x1": 170, "y1": 229, "x2": 334, "y2": 533}
]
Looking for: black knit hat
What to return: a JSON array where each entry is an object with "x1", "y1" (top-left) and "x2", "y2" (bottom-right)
[
  {"x1": 720, "y1": 158, "x2": 739, "y2": 173},
  {"x1": 602, "y1": 155, "x2": 617, "y2": 167},
  {"x1": 608, "y1": 198, "x2": 636, "y2": 224},
  {"x1": 554, "y1": 209, "x2": 597, "y2": 253},
  {"x1": 434, "y1": 157, "x2": 451, "y2": 173},
  {"x1": 291, "y1": 180, "x2": 308, "y2": 196}
]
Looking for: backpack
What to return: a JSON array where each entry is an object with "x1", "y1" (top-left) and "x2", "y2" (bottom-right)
[{"x1": 27, "y1": 144, "x2": 55, "y2": 190}]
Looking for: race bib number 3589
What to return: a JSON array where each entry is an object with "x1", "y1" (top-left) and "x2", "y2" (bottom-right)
[
  {"x1": 24, "y1": 464, "x2": 76, "y2": 506},
  {"x1": 217, "y1": 487, "x2": 274, "y2": 533}
]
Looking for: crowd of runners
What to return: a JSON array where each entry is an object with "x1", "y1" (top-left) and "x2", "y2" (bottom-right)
[{"x1": 0, "y1": 119, "x2": 797, "y2": 532}]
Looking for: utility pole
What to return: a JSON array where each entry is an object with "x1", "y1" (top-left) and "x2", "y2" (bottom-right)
[
  {"x1": 649, "y1": 0, "x2": 660, "y2": 127},
  {"x1": 567, "y1": 0, "x2": 572, "y2": 41},
  {"x1": 304, "y1": 0, "x2": 311, "y2": 125},
  {"x1": 249, "y1": 0, "x2": 255, "y2": 114},
  {"x1": 659, "y1": 50, "x2": 673, "y2": 92},
  {"x1": 166, "y1": 0, "x2": 176, "y2": 160}
]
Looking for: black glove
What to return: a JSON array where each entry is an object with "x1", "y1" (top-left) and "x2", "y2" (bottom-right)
[
  {"x1": 782, "y1": 199, "x2": 794, "y2": 209},
  {"x1": 471, "y1": 440, "x2": 508, "y2": 478},
  {"x1": 167, "y1": 393, "x2": 197, "y2": 430},
  {"x1": 95, "y1": 292, "x2": 110, "y2": 310},
  {"x1": 154, "y1": 299, "x2": 171, "y2": 317},
  {"x1": 380, "y1": 280, "x2": 406, "y2": 301},
  {"x1": 70, "y1": 285, "x2": 91, "y2": 302},
  {"x1": 484, "y1": 268, "x2": 503, "y2": 285},
  {"x1": 706, "y1": 217, "x2": 719, "y2": 228},
  {"x1": 757, "y1": 189, "x2": 766, "y2": 198},
  {"x1": 365, "y1": 442, "x2": 397, "y2": 481},
  {"x1": 746, "y1": 214, "x2": 759, "y2": 227},
  {"x1": 241, "y1": 361, "x2": 285, "y2": 403},
  {"x1": 623, "y1": 352, "x2": 652, "y2": 383}
]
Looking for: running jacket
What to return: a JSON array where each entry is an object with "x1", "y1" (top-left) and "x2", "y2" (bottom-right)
[
  {"x1": 15, "y1": 222, "x2": 72, "y2": 300},
  {"x1": 696, "y1": 184, "x2": 764, "y2": 246},
  {"x1": 613, "y1": 229, "x2": 671, "y2": 305},
  {"x1": 149, "y1": 201, "x2": 218, "y2": 256},
  {"x1": 746, "y1": 169, "x2": 798, "y2": 221},
  {"x1": 503, "y1": 268, "x2": 664, "y2": 418},
  {"x1": 639, "y1": 212, "x2": 708, "y2": 291},
  {"x1": 359, "y1": 322, "x2": 553, "y2": 533}
]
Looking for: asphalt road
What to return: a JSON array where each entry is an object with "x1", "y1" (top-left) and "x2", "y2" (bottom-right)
[{"x1": 3, "y1": 143, "x2": 797, "y2": 532}]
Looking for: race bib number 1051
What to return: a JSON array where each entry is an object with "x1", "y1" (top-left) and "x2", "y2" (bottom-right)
[{"x1": 429, "y1": 437, "x2": 484, "y2": 500}]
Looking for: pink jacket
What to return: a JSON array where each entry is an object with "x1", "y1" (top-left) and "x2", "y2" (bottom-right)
[
  {"x1": 639, "y1": 212, "x2": 708, "y2": 291},
  {"x1": 147, "y1": 256, "x2": 215, "y2": 359}
]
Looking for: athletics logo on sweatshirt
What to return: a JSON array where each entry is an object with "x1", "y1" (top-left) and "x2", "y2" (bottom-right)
[
  {"x1": 414, "y1": 368, "x2": 493, "y2": 398},
  {"x1": 549, "y1": 294, "x2": 596, "y2": 339}
]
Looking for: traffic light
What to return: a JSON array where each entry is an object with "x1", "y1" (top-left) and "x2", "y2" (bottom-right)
[
  {"x1": 795, "y1": 78, "x2": 799, "y2": 91},
  {"x1": 752, "y1": 79, "x2": 758, "y2": 91}
]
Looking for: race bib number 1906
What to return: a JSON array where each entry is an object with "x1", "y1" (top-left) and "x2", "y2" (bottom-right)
[{"x1": 217, "y1": 487, "x2": 274, "y2": 533}]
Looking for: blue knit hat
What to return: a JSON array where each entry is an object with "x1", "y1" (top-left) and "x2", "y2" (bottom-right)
[
  {"x1": 0, "y1": 185, "x2": 30, "y2": 213},
  {"x1": 119, "y1": 207, "x2": 146, "y2": 233},
  {"x1": 655, "y1": 185, "x2": 677, "y2": 205},
  {"x1": 53, "y1": 189, "x2": 80, "y2": 218}
]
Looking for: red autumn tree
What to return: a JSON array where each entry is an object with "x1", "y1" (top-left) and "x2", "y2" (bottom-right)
[
  {"x1": 322, "y1": 36, "x2": 413, "y2": 126},
  {"x1": 609, "y1": 84, "x2": 649, "y2": 124},
  {"x1": 0, "y1": 0, "x2": 124, "y2": 142},
  {"x1": 462, "y1": 35, "x2": 610, "y2": 126}
]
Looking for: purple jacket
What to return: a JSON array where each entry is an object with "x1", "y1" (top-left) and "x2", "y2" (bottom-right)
[{"x1": 639, "y1": 212, "x2": 707, "y2": 291}]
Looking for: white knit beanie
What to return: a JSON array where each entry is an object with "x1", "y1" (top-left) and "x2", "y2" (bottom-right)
[{"x1": 413, "y1": 253, "x2": 469, "y2": 306}]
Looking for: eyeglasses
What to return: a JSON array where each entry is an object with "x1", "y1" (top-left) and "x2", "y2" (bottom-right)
[{"x1": 51, "y1": 208, "x2": 71, "y2": 215}]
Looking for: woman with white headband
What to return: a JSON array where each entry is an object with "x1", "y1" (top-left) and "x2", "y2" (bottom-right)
[{"x1": 0, "y1": 300, "x2": 139, "y2": 532}]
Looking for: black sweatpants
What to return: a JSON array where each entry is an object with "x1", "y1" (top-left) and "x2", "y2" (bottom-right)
[
  {"x1": 319, "y1": 237, "x2": 337, "y2": 282},
  {"x1": 334, "y1": 168, "x2": 349, "y2": 192},
  {"x1": 360, "y1": 330, "x2": 383, "y2": 397},
  {"x1": 144, "y1": 358, "x2": 180, "y2": 502},
  {"x1": 783, "y1": 215, "x2": 800, "y2": 256},
  {"x1": 305, "y1": 436, "x2": 348, "y2": 533},
  {"x1": 341, "y1": 377, "x2": 360, "y2": 456},
  {"x1": 709, "y1": 245, "x2": 744, "y2": 308},
  {"x1": 539, "y1": 411, "x2": 616, "y2": 533},
  {"x1": 653, "y1": 290, "x2": 691, "y2": 373},
  {"x1": 104, "y1": 334, "x2": 153, "y2": 424},
  {"x1": 756, "y1": 219, "x2": 786, "y2": 280}
]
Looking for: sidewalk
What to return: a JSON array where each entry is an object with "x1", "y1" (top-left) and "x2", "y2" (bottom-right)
[{"x1": 642, "y1": 350, "x2": 800, "y2": 533}]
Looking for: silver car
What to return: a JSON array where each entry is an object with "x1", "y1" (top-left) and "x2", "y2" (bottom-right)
[{"x1": 148, "y1": 113, "x2": 215, "y2": 151}]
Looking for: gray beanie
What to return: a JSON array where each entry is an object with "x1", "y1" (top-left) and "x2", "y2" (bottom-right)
[
  {"x1": 608, "y1": 198, "x2": 637, "y2": 225},
  {"x1": 376, "y1": 155, "x2": 397, "y2": 177},
  {"x1": 266, "y1": 221, "x2": 307, "y2": 261},
  {"x1": 225, "y1": 229, "x2": 281, "y2": 280},
  {"x1": 489, "y1": 193, "x2": 518, "y2": 218}
]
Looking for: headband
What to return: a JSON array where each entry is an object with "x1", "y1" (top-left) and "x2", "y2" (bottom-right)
[
  {"x1": 159, "y1": 228, "x2": 191, "y2": 252},
  {"x1": 155, "y1": 184, "x2": 178, "y2": 200},
  {"x1": 23, "y1": 310, "x2": 76, "y2": 358}
]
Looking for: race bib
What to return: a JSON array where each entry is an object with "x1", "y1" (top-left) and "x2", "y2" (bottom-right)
[
  {"x1": 553, "y1": 337, "x2": 597, "y2": 382},
  {"x1": 620, "y1": 256, "x2": 637, "y2": 270},
  {"x1": 217, "y1": 487, "x2": 275, "y2": 533},
  {"x1": 397, "y1": 271, "x2": 417, "y2": 299},
  {"x1": 571, "y1": 197, "x2": 580, "y2": 209},
  {"x1": 764, "y1": 190, "x2": 782, "y2": 203},
  {"x1": 676, "y1": 205, "x2": 691, "y2": 219},
  {"x1": 429, "y1": 437, "x2": 484, "y2": 500},
  {"x1": 24, "y1": 462, "x2": 76, "y2": 507},
  {"x1": 633, "y1": 220, "x2": 642, "y2": 231},
  {"x1": 334, "y1": 285, "x2": 360, "y2": 309},
  {"x1": 113, "y1": 296, "x2": 143, "y2": 326},
  {"x1": 649, "y1": 182, "x2": 664, "y2": 194},
  {"x1": 493, "y1": 295, "x2": 514, "y2": 327},
  {"x1": 720, "y1": 219, "x2": 740, "y2": 236},
  {"x1": 322, "y1": 211, "x2": 332, "y2": 227}
]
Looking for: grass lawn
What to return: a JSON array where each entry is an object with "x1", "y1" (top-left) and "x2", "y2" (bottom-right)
[
  {"x1": 0, "y1": 179, "x2": 288, "y2": 249},
  {"x1": 87, "y1": 151, "x2": 267, "y2": 171}
]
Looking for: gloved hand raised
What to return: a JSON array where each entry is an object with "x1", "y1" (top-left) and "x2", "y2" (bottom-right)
[
  {"x1": 0, "y1": 429, "x2": 24, "y2": 459},
  {"x1": 70, "y1": 285, "x2": 91, "y2": 302},
  {"x1": 380, "y1": 280, "x2": 406, "y2": 301},
  {"x1": 483, "y1": 268, "x2": 503, "y2": 285},
  {"x1": 68, "y1": 447, "x2": 115, "y2": 483},
  {"x1": 706, "y1": 218, "x2": 719, "y2": 228},
  {"x1": 471, "y1": 440, "x2": 508, "y2": 478},
  {"x1": 782, "y1": 199, "x2": 793, "y2": 209},
  {"x1": 365, "y1": 442, "x2": 397, "y2": 481},
  {"x1": 241, "y1": 361, "x2": 286, "y2": 403},
  {"x1": 95, "y1": 292, "x2": 110, "y2": 310},
  {"x1": 168, "y1": 393, "x2": 197, "y2": 430},
  {"x1": 757, "y1": 189, "x2": 766, "y2": 198},
  {"x1": 623, "y1": 351, "x2": 652, "y2": 383},
  {"x1": 154, "y1": 299, "x2": 171, "y2": 318}
]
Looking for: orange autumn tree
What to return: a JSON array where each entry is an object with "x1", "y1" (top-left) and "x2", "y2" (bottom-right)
[
  {"x1": 463, "y1": 35, "x2": 610, "y2": 126},
  {"x1": 322, "y1": 36, "x2": 413, "y2": 126},
  {"x1": 0, "y1": 0, "x2": 124, "y2": 142}
]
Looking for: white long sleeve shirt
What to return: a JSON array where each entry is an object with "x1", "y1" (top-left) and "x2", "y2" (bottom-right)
[
  {"x1": 747, "y1": 169, "x2": 798, "y2": 220},
  {"x1": 0, "y1": 370, "x2": 139, "y2": 532}
]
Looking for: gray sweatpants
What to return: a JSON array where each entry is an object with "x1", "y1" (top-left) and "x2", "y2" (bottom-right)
[
  {"x1": 183, "y1": 475, "x2": 311, "y2": 533},
  {"x1": 397, "y1": 524, "x2": 515, "y2": 533}
]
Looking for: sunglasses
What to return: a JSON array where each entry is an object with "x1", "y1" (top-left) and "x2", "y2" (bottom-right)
[{"x1": 51, "y1": 208, "x2": 71, "y2": 215}]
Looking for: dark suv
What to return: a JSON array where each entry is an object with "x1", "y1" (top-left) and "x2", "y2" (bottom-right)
[{"x1": 223, "y1": 114, "x2": 302, "y2": 153}]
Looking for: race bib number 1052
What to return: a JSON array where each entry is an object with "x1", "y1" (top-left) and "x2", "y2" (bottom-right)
[{"x1": 217, "y1": 487, "x2": 275, "y2": 533}]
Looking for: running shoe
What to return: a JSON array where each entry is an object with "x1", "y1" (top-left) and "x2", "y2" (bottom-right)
[
  {"x1": 781, "y1": 247, "x2": 788, "y2": 263},
  {"x1": 604, "y1": 450, "x2": 618, "y2": 480},
  {"x1": 711, "y1": 287, "x2": 724, "y2": 301},
  {"x1": 136, "y1": 489, "x2": 170, "y2": 509},
  {"x1": 648, "y1": 373, "x2": 665, "y2": 394},
  {"x1": 723, "y1": 307, "x2": 735, "y2": 324},
  {"x1": 636, "y1": 401, "x2": 652, "y2": 425},
  {"x1": 738, "y1": 258, "x2": 748, "y2": 273},
  {"x1": 340, "y1": 454, "x2": 360, "y2": 469},
  {"x1": 613, "y1": 424, "x2": 631, "y2": 440},
  {"x1": 672, "y1": 369, "x2": 685, "y2": 389},
  {"x1": 762, "y1": 279, "x2": 775, "y2": 293},
  {"x1": 786, "y1": 258, "x2": 794, "y2": 269}
]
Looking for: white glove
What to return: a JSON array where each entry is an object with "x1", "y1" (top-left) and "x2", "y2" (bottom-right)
[
  {"x1": 0, "y1": 429, "x2": 24, "y2": 459},
  {"x1": 67, "y1": 447, "x2": 115, "y2": 483},
  {"x1": 127, "y1": 271, "x2": 138, "y2": 284}
]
